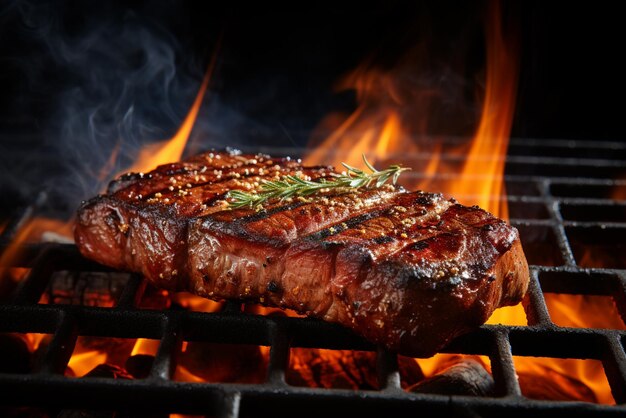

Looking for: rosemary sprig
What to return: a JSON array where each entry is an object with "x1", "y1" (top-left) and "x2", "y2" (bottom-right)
[{"x1": 226, "y1": 154, "x2": 410, "y2": 209}]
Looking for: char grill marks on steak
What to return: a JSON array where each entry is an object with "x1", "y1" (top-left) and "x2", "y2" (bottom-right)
[{"x1": 75, "y1": 150, "x2": 529, "y2": 356}]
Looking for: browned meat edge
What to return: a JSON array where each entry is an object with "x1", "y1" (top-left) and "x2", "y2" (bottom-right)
[{"x1": 75, "y1": 151, "x2": 529, "y2": 356}]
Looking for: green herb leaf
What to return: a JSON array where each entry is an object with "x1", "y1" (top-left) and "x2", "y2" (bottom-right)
[{"x1": 226, "y1": 154, "x2": 410, "y2": 209}]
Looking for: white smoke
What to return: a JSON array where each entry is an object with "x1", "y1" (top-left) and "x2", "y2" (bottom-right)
[{"x1": 1, "y1": 1, "x2": 205, "y2": 214}]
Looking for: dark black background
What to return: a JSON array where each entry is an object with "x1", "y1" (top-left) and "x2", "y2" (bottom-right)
[
  {"x1": 1, "y1": 0, "x2": 624, "y2": 143},
  {"x1": 513, "y1": 2, "x2": 626, "y2": 141},
  {"x1": 0, "y1": 0, "x2": 624, "y2": 212}
]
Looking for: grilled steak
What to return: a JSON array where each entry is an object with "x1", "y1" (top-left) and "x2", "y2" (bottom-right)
[{"x1": 75, "y1": 150, "x2": 529, "y2": 356}]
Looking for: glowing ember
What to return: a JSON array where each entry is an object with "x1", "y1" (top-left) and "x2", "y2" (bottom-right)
[
  {"x1": 415, "y1": 354, "x2": 490, "y2": 382},
  {"x1": 175, "y1": 342, "x2": 267, "y2": 384},
  {"x1": 612, "y1": 184, "x2": 626, "y2": 201},
  {"x1": 288, "y1": 348, "x2": 378, "y2": 389}
]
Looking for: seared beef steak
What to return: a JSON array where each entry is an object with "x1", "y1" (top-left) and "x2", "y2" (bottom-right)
[{"x1": 75, "y1": 150, "x2": 529, "y2": 356}]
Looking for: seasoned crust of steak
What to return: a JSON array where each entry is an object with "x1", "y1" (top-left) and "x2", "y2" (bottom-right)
[{"x1": 75, "y1": 150, "x2": 529, "y2": 356}]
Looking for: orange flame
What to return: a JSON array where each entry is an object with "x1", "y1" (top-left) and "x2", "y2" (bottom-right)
[
  {"x1": 130, "y1": 338, "x2": 161, "y2": 359},
  {"x1": 170, "y1": 292, "x2": 223, "y2": 313},
  {"x1": 479, "y1": 291, "x2": 616, "y2": 404},
  {"x1": 301, "y1": 1, "x2": 615, "y2": 405},
  {"x1": 67, "y1": 350, "x2": 107, "y2": 377},
  {"x1": 447, "y1": 2, "x2": 516, "y2": 218},
  {"x1": 1, "y1": 45, "x2": 219, "y2": 274},
  {"x1": 0, "y1": 217, "x2": 74, "y2": 286},
  {"x1": 25, "y1": 333, "x2": 48, "y2": 352},
  {"x1": 303, "y1": 5, "x2": 513, "y2": 219},
  {"x1": 301, "y1": 0, "x2": 519, "y2": 393},
  {"x1": 514, "y1": 356, "x2": 611, "y2": 404},
  {"x1": 121, "y1": 67, "x2": 213, "y2": 176},
  {"x1": 305, "y1": 101, "x2": 419, "y2": 170}
]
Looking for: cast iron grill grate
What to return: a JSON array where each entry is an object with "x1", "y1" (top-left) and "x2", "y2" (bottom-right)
[{"x1": 1, "y1": 138, "x2": 626, "y2": 417}]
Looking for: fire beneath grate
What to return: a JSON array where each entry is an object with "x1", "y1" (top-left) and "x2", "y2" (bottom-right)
[{"x1": 1, "y1": 138, "x2": 626, "y2": 417}]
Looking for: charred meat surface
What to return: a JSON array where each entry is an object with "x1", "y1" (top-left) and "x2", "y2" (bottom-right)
[{"x1": 75, "y1": 150, "x2": 529, "y2": 356}]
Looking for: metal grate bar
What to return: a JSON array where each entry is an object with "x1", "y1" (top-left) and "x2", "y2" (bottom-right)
[
  {"x1": 375, "y1": 349, "x2": 402, "y2": 391},
  {"x1": 602, "y1": 334, "x2": 626, "y2": 404},
  {"x1": 115, "y1": 274, "x2": 146, "y2": 309},
  {"x1": 538, "y1": 179, "x2": 577, "y2": 267},
  {"x1": 523, "y1": 269, "x2": 552, "y2": 326},
  {"x1": 37, "y1": 311, "x2": 77, "y2": 375},
  {"x1": 266, "y1": 325, "x2": 290, "y2": 385},
  {"x1": 1, "y1": 139, "x2": 626, "y2": 415},
  {"x1": 149, "y1": 315, "x2": 182, "y2": 380},
  {"x1": 12, "y1": 247, "x2": 58, "y2": 305},
  {"x1": 489, "y1": 330, "x2": 522, "y2": 397},
  {"x1": 221, "y1": 392, "x2": 242, "y2": 418},
  {"x1": 613, "y1": 273, "x2": 626, "y2": 323},
  {"x1": 0, "y1": 373, "x2": 624, "y2": 417}
]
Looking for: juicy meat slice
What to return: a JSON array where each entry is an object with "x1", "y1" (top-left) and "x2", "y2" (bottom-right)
[{"x1": 75, "y1": 150, "x2": 529, "y2": 356}]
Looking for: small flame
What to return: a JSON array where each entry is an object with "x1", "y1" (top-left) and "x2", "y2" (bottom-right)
[
  {"x1": 170, "y1": 292, "x2": 223, "y2": 312},
  {"x1": 0, "y1": 217, "x2": 74, "y2": 286},
  {"x1": 25, "y1": 333, "x2": 48, "y2": 352},
  {"x1": 130, "y1": 338, "x2": 160, "y2": 357},
  {"x1": 514, "y1": 357, "x2": 611, "y2": 404},
  {"x1": 67, "y1": 350, "x2": 107, "y2": 377},
  {"x1": 546, "y1": 294, "x2": 626, "y2": 330}
]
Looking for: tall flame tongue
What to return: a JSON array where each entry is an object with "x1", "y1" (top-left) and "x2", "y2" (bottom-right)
[
  {"x1": 304, "y1": 4, "x2": 515, "y2": 220},
  {"x1": 449, "y1": 2, "x2": 517, "y2": 219},
  {"x1": 303, "y1": 1, "x2": 613, "y2": 405}
]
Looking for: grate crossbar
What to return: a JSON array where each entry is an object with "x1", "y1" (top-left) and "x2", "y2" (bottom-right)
[{"x1": 1, "y1": 140, "x2": 626, "y2": 416}]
